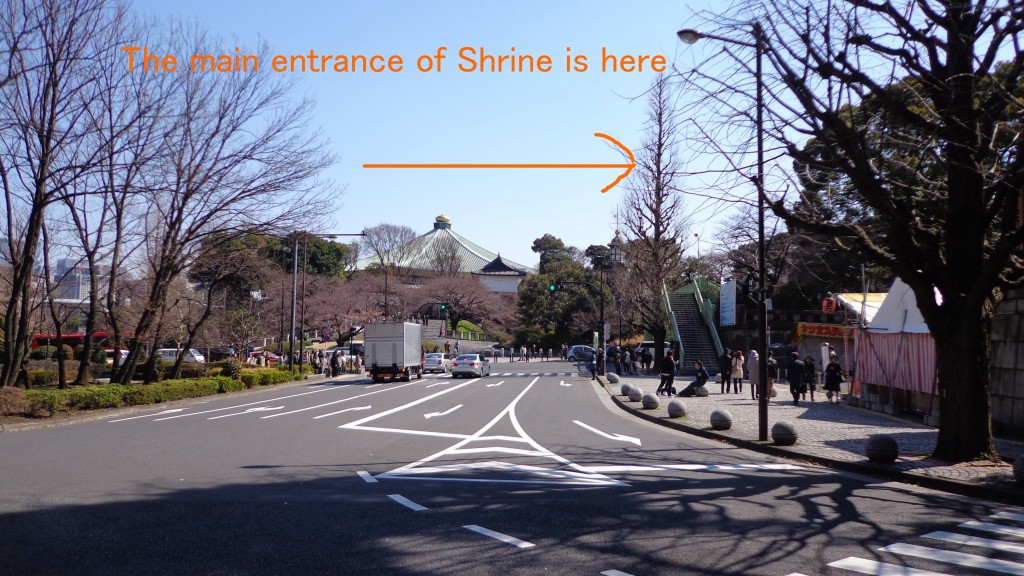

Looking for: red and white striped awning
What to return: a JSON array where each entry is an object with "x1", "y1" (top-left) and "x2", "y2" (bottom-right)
[{"x1": 853, "y1": 330, "x2": 936, "y2": 393}]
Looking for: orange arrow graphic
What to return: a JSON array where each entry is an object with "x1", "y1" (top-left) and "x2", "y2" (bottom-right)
[{"x1": 363, "y1": 132, "x2": 635, "y2": 193}]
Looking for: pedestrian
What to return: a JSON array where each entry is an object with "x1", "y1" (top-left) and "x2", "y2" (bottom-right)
[
  {"x1": 746, "y1": 349, "x2": 760, "y2": 400},
  {"x1": 766, "y1": 350, "x2": 778, "y2": 397},
  {"x1": 611, "y1": 344, "x2": 622, "y2": 375},
  {"x1": 595, "y1": 348, "x2": 605, "y2": 376},
  {"x1": 804, "y1": 355, "x2": 817, "y2": 401},
  {"x1": 444, "y1": 340, "x2": 451, "y2": 354},
  {"x1": 719, "y1": 348, "x2": 733, "y2": 393},
  {"x1": 788, "y1": 352, "x2": 806, "y2": 406},
  {"x1": 330, "y1": 350, "x2": 340, "y2": 377},
  {"x1": 677, "y1": 360, "x2": 709, "y2": 397},
  {"x1": 731, "y1": 350, "x2": 745, "y2": 395},
  {"x1": 589, "y1": 354, "x2": 597, "y2": 380},
  {"x1": 824, "y1": 353, "x2": 843, "y2": 404},
  {"x1": 656, "y1": 351, "x2": 676, "y2": 396}
]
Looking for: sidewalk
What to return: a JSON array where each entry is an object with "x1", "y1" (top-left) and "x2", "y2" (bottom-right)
[{"x1": 599, "y1": 371, "x2": 1024, "y2": 505}]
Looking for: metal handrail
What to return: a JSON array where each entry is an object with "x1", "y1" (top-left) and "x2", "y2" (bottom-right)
[
  {"x1": 691, "y1": 280, "x2": 724, "y2": 356},
  {"x1": 663, "y1": 283, "x2": 684, "y2": 364}
]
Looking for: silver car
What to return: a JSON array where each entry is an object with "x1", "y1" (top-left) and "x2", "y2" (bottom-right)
[
  {"x1": 424, "y1": 352, "x2": 452, "y2": 373},
  {"x1": 450, "y1": 353, "x2": 491, "y2": 378}
]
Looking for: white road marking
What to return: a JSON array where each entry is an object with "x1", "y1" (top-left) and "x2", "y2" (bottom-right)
[
  {"x1": 426, "y1": 381, "x2": 451, "y2": 388},
  {"x1": 378, "y1": 378, "x2": 624, "y2": 486},
  {"x1": 486, "y1": 381, "x2": 504, "y2": 387},
  {"x1": 992, "y1": 512, "x2": 1024, "y2": 522},
  {"x1": 560, "y1": 381, "x2": 571, "y2": 387},
  {"x1": 425, "y1": 405, "x2": 463, "y2": 419},
  {"x1": 782, "y1": 573, "x2": 809, "y2": 576},
  {"x1": 314, "y1": 405, "x2": 372, "y2": 418},
  {"x1": 109, "y1": 408, "x2": 184, "y2": 422},
  {"x1": 340, "y1": 379, "x2": 479, "y2": 438},
  {"x1": 881, "y1": 542, "x2": 1024, "y2": 574},
  {"x1": 208, "y1": 406, "x2": 283, "y2": 420},
  {"x1": 602, "y1": 571, "x2": 634, "y2": 576},
  {"x1": 366, "y1": 384, "x2": 382, "y2": 389},
  {"x1": 357, "y1": 471, "x2": 377, "y2": 483},
  {"x1": 262, "y1": 381, "x2": 418, "y2": 419},
  {"x1": 828, "y1": 557, "x2": 951, "y2": 575},
  {"x1": 960, "y1": 520, "x2": 1024, "y2": 538},
  {"x1": 154, "y1": 386, "x2": 346, "y2": 421},
  {"x1": 580, "y1": 463, "x2": 802, "y2": 473},
  {"x1": 573, "y1": 420, "x2": 641, "y2": 446},
  {"x1": 924, "y1": 531, "x2": 1024, "y2": 554},
  {"x1": 387, "y1": 494, "x2": 427, "y2": 511},
  {"x1": 463, "y1": 525, "x2": 534, "y2": 548}
]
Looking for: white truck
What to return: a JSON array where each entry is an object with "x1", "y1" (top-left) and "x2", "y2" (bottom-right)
[{"x1": 365, "y1": 322, "x2": 423, "y2": 383}]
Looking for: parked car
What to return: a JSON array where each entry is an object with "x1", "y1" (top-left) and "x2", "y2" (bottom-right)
[
  {"x1": 567, "y1": 345, "x2": 595, "y2": 361},
  {"x1": 450, "y1": 353, "x2": 491, "y2": 378},
  {"x1": 207, "y1": 346, "x2": 237, "y2": 362},
  {"x1": 104, "y1": 347, "x2": 129, "y2": 365},
  {"x1": 156, "y1": 348, "x2": 206, "y2": 363},
  {"x1": 636, "y1": 341, "x2": 673, "y2": 358},
  {"x1": 423, "y1": 352, "x2": 452, "y2": 373}
]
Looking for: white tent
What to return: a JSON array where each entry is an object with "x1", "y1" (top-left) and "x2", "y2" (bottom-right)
[
  {"x1": 854, "y1": 278, "x2": 937, "y2": 393},
  {"x1": 866, "y1": 277, "x2": 934, "y2": 334}
]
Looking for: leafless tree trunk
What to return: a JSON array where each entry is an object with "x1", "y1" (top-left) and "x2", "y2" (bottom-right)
[
  {"x1": 619, "y1": 75, "x2": 690, "y2": 366},
  {"x1": 426, "y1": 235, "x2": 463, "y2": 277},
  {"x1": 361, "y1": 223, "x2": 417, "y2": 320}
]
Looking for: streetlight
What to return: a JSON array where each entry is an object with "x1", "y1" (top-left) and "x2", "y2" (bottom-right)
[
  {"x1": 694, "y1": 232, "x2": 700, "y2": 261},
  {"x1": 678, "y1": 23, "x2": 769, "y2": 441},
  {"x1": 287, "y1": 232, "x2": 365, "y2": 371}
]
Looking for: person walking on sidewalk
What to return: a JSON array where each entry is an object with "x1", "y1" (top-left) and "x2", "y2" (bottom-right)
[
  {"x1": 656, "y1": 352, "x2": 677, "y2": 396},
  {"x1": 788, "y1": 352, "x2": 806, "y2": 406},
  {"x1": 718, "y1": 348, "x2": 733, "y2": 393},
  {"x1": 746, "y1": 349, "x2": 760, "y2": 400},
  {"x1": 731, "y1": 350, "x2": 745, "y2": 395},
  {"x1": 804, "y1": 355, "x2": 817, "y2": 401},
  {"x1": 824, "y1": 353, "x2": 843, "y2": 404}
]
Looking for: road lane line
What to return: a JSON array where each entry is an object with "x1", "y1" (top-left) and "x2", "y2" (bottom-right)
[
  {"x1": 340, "y1": 379, "x2": 478, "y2": 433},
  {"x1": 959, "y1": 521, "x2": 1024, "y2": 537},
  {"x1": 153, "y1": 386, "x2": 348, "y2": 421},
  {"x1": 314, "y1": 406, "x2": 371, "y2": 419},
  {"x1": 387, "y1": 494, "x2": 427, "y2": 511},
  {"x1": 924, "y1": 531, "x2": 1024, "y2": 554},
  {"x1": 992, "y1": 512, "x2": 1024, "y2": 522},
  {"x1": 880, "y1": 542, "x2": 1024, "y2": 574},
  {"x1": 424, "y1": 405, "x2": 462, "y2": 419},
  {"x1": 573, "y1": 420, "x2": 641, "y2": 446},
  {"x1": 357, "y1": 471, "x2": 377, "y2": 483},
  {"x1": 602, "y1": 571, "x2": 634, "y2": 576},
  {"x1": 262, "y1": 381, "x2": 418, "y2": 419},
  {"x1": 463, "y1": 525, "x2": 534, "y2": 548},
  {"x1": 109, "y1": 408, "x2": 185, "y2": 422},
  {"x1": 208, "y1": 406, "x2": 283, "y2": 420},
  {"x1": 828, "y1": 557, "x2": 951, "y2": 575}
]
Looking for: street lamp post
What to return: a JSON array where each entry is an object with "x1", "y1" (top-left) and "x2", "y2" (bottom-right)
[
  {"x1": 287, "y1": 232, "x2": 365, "y2": 371},
  {"x1": 678, "y1": 23, "x2": 769, "y2": 441}
]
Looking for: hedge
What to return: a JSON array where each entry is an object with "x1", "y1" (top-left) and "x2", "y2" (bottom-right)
[{"x1": 23, "y1": 373, "x2": 284, "y2": 417}]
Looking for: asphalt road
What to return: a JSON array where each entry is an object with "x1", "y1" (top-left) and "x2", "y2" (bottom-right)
[{"x1": 0, "y1": 361, "x2": 1019, "y2": 575}]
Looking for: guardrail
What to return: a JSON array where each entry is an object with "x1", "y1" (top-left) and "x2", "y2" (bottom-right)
[
  {"x1": 663, "y1": 283, "x2": 684, "y2": 363},
  {"x1": 691, "y1": 280, "x2": 724, "y2": 356}
]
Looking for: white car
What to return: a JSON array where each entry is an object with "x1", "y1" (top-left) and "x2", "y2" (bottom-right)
[
  {"x1": 567, "y1": 345, "x2": 595, "y2": 361},
  {"x1": 423, "y1": 352, "x2": 452, "y2": 373},
  {"x1": 450, "y1": 353, "x2": 491, "y2": 378},
  {"x1": 156, "y1": 348, "x2": 206, "y2": 363}
]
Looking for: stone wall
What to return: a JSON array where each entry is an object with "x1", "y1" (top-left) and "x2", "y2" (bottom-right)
[{"x1": 992, "y1": 288, "x2": 1024, "y2": 436}]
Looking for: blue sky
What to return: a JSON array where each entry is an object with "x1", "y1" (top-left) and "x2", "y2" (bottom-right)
[{"x1": 129, "y1": 0, "x2": 718, "y2": 268}]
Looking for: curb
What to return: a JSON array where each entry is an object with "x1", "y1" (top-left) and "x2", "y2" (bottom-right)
[{"x1": 596, "y1": 376, "x2": 1023, "y2": 505}]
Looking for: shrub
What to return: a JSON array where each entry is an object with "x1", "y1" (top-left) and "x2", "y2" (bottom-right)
[
  {"x1": 0, "y1": 386, "x2": 29, "y2": 416},
  {"x1": 26, "y1": 389, "x2": 67, "y2": 416},
  {"x1": 214, "y1": 359, "x2": 243, "y2": 380}
]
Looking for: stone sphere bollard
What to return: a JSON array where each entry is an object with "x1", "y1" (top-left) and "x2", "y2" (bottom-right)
[
  {"x1": 607, "y1": 373, "x2": 620, "y2": 384},
  {"x1": 666, "y1": 398, "x2": 688, "y2": 418},
  {"x1": 1014, "y1": 457, "x2": 1024, "y2": 486},
  {"x1": 628, "y1": 387, "x2": 644, "y2": 402},
  {"x1": 641, "y1": 393, "x2": 660, "y2": 409},
  {"x1": 620, "y1": 383, "x2": 633, "y2": 396},
  {"x1": 695, "y1": 385, "x2": 709, "y2": 397},
  {"x1": 771, "y1": 421, "x2": 798, "y2": 446},
  {"x1": 710, "y1": 409, "x2": 733, "y2": 430},
  {"x1": 865, "y1": 434, "x2": 899, "y2": 463}
]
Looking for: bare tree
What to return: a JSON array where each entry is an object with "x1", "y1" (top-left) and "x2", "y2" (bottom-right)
[
  {"x1": 619, "y1": 75, "x2": 691, "y2": 365},
  {"x1": 426, "y1": 235, "x2": 463, "y2": 277},
  {"x1": 682, "y1": 1, "x2": 1024, "y2": 462},
  {"x1": 0, "y1": 0, "x2": 116, "y2": 387},
  {"x1": 361, "y1": 223, "x2": 417, "y2": 320},
  {"x1": 113, "y1": 23, "x2": 337, "y2": 384}
]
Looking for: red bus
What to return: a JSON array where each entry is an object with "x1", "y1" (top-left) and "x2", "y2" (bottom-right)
[{"x1": 30, "y1": 332, "x2": 121, "y2": 350}]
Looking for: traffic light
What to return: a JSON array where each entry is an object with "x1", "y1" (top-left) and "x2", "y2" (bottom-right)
[
  {"x1": 439, "y1": 303, "x2": 447, "y2": 310},
  {"x1": 548, "y1": 281, "x2": 566, "y2": 292}
]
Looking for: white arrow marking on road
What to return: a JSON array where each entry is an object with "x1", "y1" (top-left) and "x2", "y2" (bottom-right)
[
  {"x1": 314, "y1": 405, "x2": 372, "y2": 419},
  {"x1": 209, "y1": 406, "x2": 284, "y2": 420},
  {"x1": 573, "y1": 420, "x2": 641, "y2": 446},
  {"x1": 486, "y1": 381, "x2": 504, "y2": 387},
  {"x1": 560, "y1": 380, "x2": 571, "y2": 387},
  {"x1": 108, "y1": 408, "x2": 185, "y2": 422},
  {"x1": 424, "y1": 405, "x2": 463, "y2": 419},
  {"x1": 426, "y1": 381, "x2": 451, "y2": 388}
]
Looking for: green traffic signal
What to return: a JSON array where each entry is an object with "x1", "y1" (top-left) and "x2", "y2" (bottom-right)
[
  {"x1": 440, "y1": 303, "x2": 447, "y2": 310},
  {"x1": 548, "y1": 284, "x2": 557, "y2": 291}
]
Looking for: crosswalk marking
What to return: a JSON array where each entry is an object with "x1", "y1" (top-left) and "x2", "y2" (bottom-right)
[
  {"x1": 924, "y1": 531, "x2": 1024, "y2": 554},
  {"x1": 879, "y1": 542, "x2": 1024, "y2": 575},
  {"x1": 959, "y1": 520, "x2": 1024, "y2": 538},
  {"x1": 828, "y1": 556, "x2": 952, "y2": 575},
  {"x1": 463, "y1": 525, "x2": 534, "y2": 548},
  {"x1": 992, "y1": 512, "x2": 1024, "y2": 523}
]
